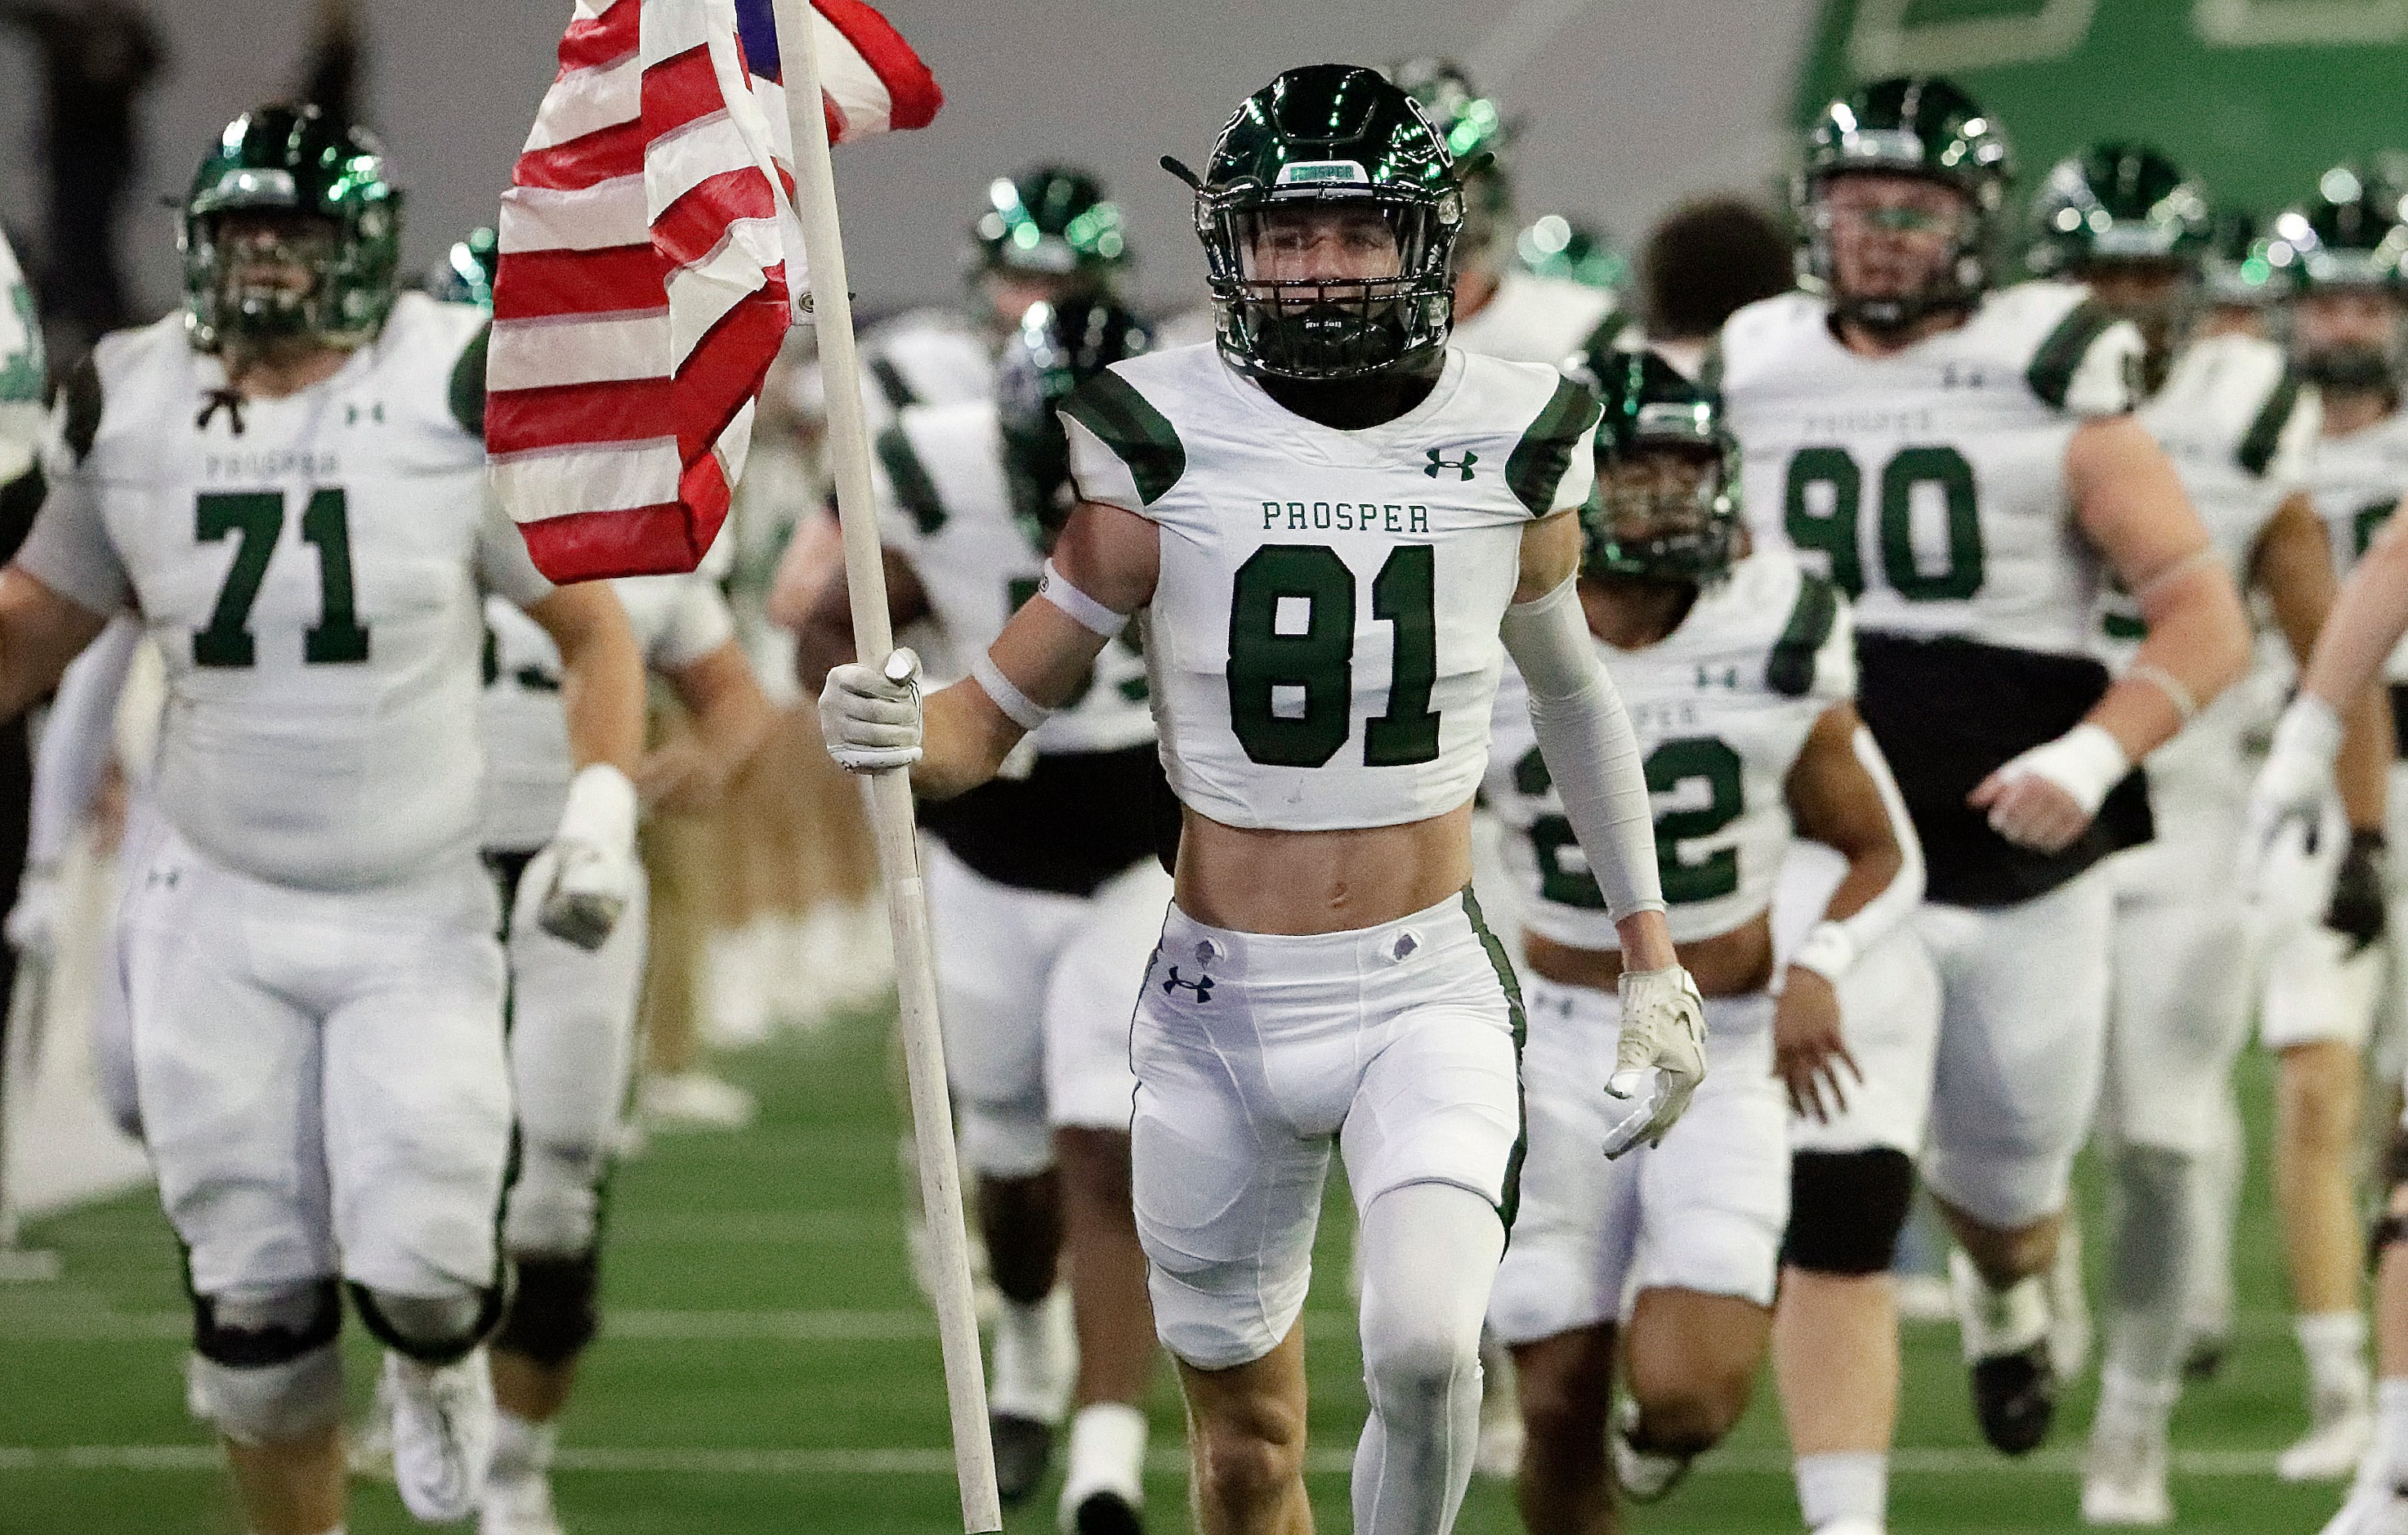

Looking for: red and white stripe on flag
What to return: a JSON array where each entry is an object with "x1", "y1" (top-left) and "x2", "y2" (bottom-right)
[{"x1": 489, "y1": 0, "x2": 940, "y2": 582}]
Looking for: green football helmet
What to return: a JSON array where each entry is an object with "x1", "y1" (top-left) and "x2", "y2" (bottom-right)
[
  {"x1": 1184, "y1": 64, "x2": 1465, "y2": 381},
  {"x1": 430, "y1": 226, "x2": 498, "y2": 310},
  {"x1": 996, "y1": 298, "x2": 1151, "y2": 552},
  {"x1": 1387, "y1": 58, "x2": 1511, "y2": 258},
  {"x1": 181, "y1": 104, "x2": 402, "y2": 353},
  {"x1": 1572, "y1": 345, "x2": 1740, "y2": 584},
  {"x1": 2026, "y1": 144, "x2": 2211, "y2": 278},
  {"x1": 1515, "y1": 213, "x2": 1626, "y2": 290},
  {"x1": 1798, "y1": 75, "x2": 2012, "y2": 336},
  {"x1": 971, "y1": 166, "x2": 1128, "y2": 285},
  {"x1": 2267, "y1": 163, "x2": 2408, "y2": 293}
]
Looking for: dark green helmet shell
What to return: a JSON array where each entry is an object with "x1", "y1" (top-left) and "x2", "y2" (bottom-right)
[
  {"x1": 997, "y1": 298, "x2": 1152, "y2": 551},
  {"x1": 971, "y1": 166, "x2": 1128, "y2": 282},
  {"x1": 1191, "y1": 63, "x2": 1464, "y2": 381},
  {"x1": 430, "y1": 226, "x2": 498, "y2": 309},
  {"x1": 181, "y1": 103, "x2": 401, "y2": 353},
  {"x1": 1798, "y1": 75, "x2": 2010, "y2": 333},
  {"x1": 2026, "y1": 143, "x2": 2211, "y2": 277},
  {"x1": 1571, "y1": 345, "x2": 1740, "y2": 583},
  {"x1": 2267, "y1": 164, "x2": 2408, "y2": 292}
]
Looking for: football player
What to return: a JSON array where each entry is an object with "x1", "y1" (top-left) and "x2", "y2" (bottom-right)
[
  {"x1": 837, "y1": 166, "x2": 1133, "y2": 428},
  {"x1": 1387, "y1": 58, "x2": 1624, "y2": 367},
  {"x1": 794, "y1": 299, "x2": 1170, "y2": 1532},
  {"x1": 2246, "y1": 409, "x2": 2408, "y2": 1535},
  {"x1": 1485, "y1": 347, "x2": 1923, "y2": 1534},
  {"x1": 822, "y1": 65, "x2": 1700, "y2": 1535},
  {"x1": 2252, "y1": 165, "x2": 2408, "y2": 1486},
  {"x1": 1716, "y1": 77, "x2": 2249, "y2": 1528},
  {"x1": 0, "y1": 106, "x2": 646, "y2": 1535},
  {"x1": 2027, "y1": 143, "x2": 2390, "y2": 1524}
]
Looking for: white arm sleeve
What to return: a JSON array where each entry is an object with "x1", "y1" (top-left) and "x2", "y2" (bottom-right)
[
  {"x1": 26, "y1": 612, "x2": 140, "y2": 867},
  {"x1": 1790, "y1": 725, "x2": 1927, "y2": 982},
  {"x1": 1499, "y1": 577, "x2": 1664, "y2": 921}
]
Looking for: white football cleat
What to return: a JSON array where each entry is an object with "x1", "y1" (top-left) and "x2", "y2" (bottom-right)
[
  {"x1": 2321, "y1": 1476, "x2": 2408, "y2": 1535},
  {"x1": 480, "y1": 1466, "x2": 564, "y2": 1535},
  {"x1": 2080, "y1": 1425, "x2": 2172, "y2": 1526},
  {"x1": 383, "y1": 1347, "x2": 497, "y2": 1523},
  {"x1": 2285, "y1": 1397, "x2": 2377, "y2": 1483},
  {"x1": 1609, "y1": 1396, "x2": 1693, "y2": 1503}
]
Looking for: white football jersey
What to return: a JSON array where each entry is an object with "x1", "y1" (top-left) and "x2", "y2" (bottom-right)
[
  {"x1": 2105, "y1": 334, "x2": 2316, "y2": 819},
  {"x1": 794, "y1": 307, "x2": 994, "y2": 437},
  {"x1": 1488, "y1": 551, "x2": 1853, "y2": 951},
  {"x1": 2307, "y1": 405, "x2": 2408, "y2": 680},
  {"x1": 0, "y1": 228, "x2": 43, "y2": 485},
  {"x1": 480, "y1": 574, "x2": 737, "y2": 850},
  {"x1": 1450, "y1": 271, "x2": 1624, "y2": 368},
  {"x1": 1720, "y1": 281, "x2": 2142, "y2": 656},
  {"x1": 20, "y1": 293, "x2": 554, "y2": 891},
  {"x1": 1065, "y1": 343, "x2": 1599, "y2": 832},
  {"x1": 874, "y1": 399, "x2": 1152, "y2": 755}
]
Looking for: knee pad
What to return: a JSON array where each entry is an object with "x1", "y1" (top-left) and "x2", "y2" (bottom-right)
[
  {"x1": 494, "y1": 1251, "x2": 602, "y2": 1367},
  {"x1": 1781, "y1": 1148, "x2": 1915, "y2": 1277},
  {"x1": 503, "y1": 1142, "x2": 606, "y2": 1257},
  {"x1": 349, "y1": 1282, "x2": 503, "y2": 1366},
  {"x1": 959, "y1": 1095, "x2": 1053, "y2": 1179},
  {"x1": 187, "y1": 1281, "x2": 346, "y2": 1444}
]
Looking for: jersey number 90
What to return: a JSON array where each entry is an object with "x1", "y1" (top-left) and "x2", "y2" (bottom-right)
[{"x1": 1785, "y1": 444, "x2": 1982, "y2": 603}]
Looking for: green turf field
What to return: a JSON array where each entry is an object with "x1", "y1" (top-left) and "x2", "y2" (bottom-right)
[{"x1": 0, "y1": 1006, "x2": 2366, "y2": 1533}]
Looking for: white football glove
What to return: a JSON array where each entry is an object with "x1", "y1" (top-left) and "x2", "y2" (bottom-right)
[
  {"x1": 535, "y1": 763, "x2": 640, "y2": 952},
  {"x1": 818, "y1": 649, "x2": 923, "y2": 773},
  {"x1": 2240, "y1": 696, "x2": 2344, "y2": 899},
  {"x1": 4, "y1": 861, "x2": 61, "y2": 960},
  {"x1": 1601, "y1": 964, "x2": 1708, "y2": 1157}
]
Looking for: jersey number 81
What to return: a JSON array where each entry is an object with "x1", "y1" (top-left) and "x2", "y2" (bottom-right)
[{"x1": 1226, "y1": 543, "x2": 1440, "y2": 768}]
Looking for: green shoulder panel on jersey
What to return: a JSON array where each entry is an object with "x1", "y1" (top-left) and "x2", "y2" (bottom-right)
[
  {"x1": 874, "y1": 422, "x2": 946, "y2": 535},
  {"x1": 867, "y1": 355, "x2": 917, "y2": 413},
  {"x1": 1767, "y1": 571, "x2": 1839, "y2": 697},
  {"x1": 2237, "y1": 365, "x2": 2303, "y2": 480},
  {"x1": 61, "y1": 353, "x2": 102, "y2": 464},
  {"x1": 448, "y1": 322, "x2": 489, "y2": 440},
  {"x1": 2025, "y1": 297, "x2": 2117, "y2": 412},
  {"x1": 1061, "y1": 371, "x2": 1186, "y2": 506},
  {"x1": 1575, "y1": 306, "x2": 1626, "y2": 360},
  {"x1": 1504, "y1": 374, "x2": 1604, "y2": 517}
]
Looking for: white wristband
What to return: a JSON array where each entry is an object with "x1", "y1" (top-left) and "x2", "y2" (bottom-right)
[
  {"x1": 1038, "y1": 560, "x2": 1128, "y2": 639},
  {"x1": 972, "y1": 650, "x2": 1055, "y2": 732},
  {"x1": 1789, "y1": 920, "x2": 1857, "y2": 984},
  {"x1": 557, "y1": 763, "x2": 638, "y2": 851}
]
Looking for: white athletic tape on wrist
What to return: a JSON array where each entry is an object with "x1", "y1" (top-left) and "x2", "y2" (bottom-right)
[
  {"x1": 2005, "y1": 721, "x2": 2131, "y2": 817},
  {"x1": 556, "y1": 763, "x2": 638, "y2": 851},
  {"x1": 2273, "y1": 693, "x2": 2344, "y2": 770},
  {"x1": 972, "y1": 650, "x2": 1055, "y2": 732},
  {"x1": 1039, "y1": 560, "x2": 1128, "y2": 639},
  {"x1": 1789, "y1": 921, "x2": 1856, "y2": 984}
]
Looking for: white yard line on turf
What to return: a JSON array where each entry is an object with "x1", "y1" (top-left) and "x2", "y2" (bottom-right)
[{"x1": 0, "y1": 1445, "x2": 2289, "y2": 1478}]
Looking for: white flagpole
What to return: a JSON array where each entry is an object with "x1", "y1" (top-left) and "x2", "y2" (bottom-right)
[{"x1": 767, "y1": 4, "x2": 1003, "y2": 1530}]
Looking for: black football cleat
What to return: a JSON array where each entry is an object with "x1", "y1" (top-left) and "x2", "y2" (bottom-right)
[
  {"x1": 1070, "y1": 1488, "x2": 1145, "y2": 1535},
  {"x1": 1969, "y1": 1340, "x2": 2057, "y2": 1457},
  {"x1": 990, "y1": 1413, "x2": 1056, "y2": 1505}
]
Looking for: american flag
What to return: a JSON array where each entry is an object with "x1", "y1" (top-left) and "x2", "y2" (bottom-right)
[{"x1": 488, "y1": 0, "x2": 939, "y2": 582}]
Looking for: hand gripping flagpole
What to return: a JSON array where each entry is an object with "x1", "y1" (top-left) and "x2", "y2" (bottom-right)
[{"x1": 768, "y1": 4, "x2": 1003, "y2": 1529}]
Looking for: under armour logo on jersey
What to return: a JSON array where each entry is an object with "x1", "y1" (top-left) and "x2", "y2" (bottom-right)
[
  {"x1": 1160, "y1": 966, "x2": 1214, "y2": 1003},
  {"x1": 345, "y1": 401, "x2": 386, "y2": 426},
  {"x1": 1424, "y1": 447, "x2": 1478, "y2": 481}
]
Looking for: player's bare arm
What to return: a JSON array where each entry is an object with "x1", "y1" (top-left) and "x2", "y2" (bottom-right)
[
  {"x1": 2249, "y1": 491, "x2": 2392, "y2": 832},
  {"x1": 1970, "y1": 416, "x2": 2249, "y2": 852},
  {"x1": 524, "y1": 582, "x2": 645, "y2": 777},
  {"x1": 2065, "y1": 413, "x2": 2252, "y2": 754},
  {"x1": 0, "y1": 565, "x2": 111, "y2": 720},
  {"x1": 642, "y1": 642, "x2": 775, "y2": 814},
  {"x1": 1776, "y1": 702, "x2": 1923, "y2": 1121}
]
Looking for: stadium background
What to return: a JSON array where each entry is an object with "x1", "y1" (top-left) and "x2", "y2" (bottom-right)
[{"x1": 9, "y1": 1, "x2": 2408, "y2": 1531}]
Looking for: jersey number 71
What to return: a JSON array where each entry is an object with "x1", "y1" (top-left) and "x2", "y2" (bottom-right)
[{"x1": 194, "y1": 488, "x2": 371, "y2": 668}]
